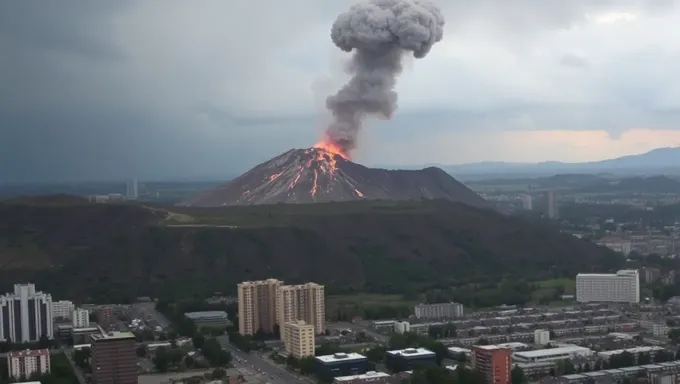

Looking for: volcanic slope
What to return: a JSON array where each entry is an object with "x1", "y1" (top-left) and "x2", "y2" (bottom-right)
[{"x1": 181, "y1": 148, "x2": 488, "y2": 208}]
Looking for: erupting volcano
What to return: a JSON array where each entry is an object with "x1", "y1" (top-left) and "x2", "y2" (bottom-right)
[
  {"x1": 180, "y1": 0, "x2": 476, "y2": 208},
  {"x1": 180, "y1": 147, "x2": 488, "y2": 208}
]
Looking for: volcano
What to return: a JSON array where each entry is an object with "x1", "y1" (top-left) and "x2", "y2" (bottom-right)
[{"x1": 181, "y1": 147, "x2": 488, "y2": 208}]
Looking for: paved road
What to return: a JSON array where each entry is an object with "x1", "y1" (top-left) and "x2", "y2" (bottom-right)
[
  {"x1": 217, "y1": 336, "x2": 305, "y2": 384},
  {"x1": 134, "y1": 302, "x2": 171, "y2": 328},
  {"x1": 327, "y1": 322, "x2": 389, "y2": 344}
]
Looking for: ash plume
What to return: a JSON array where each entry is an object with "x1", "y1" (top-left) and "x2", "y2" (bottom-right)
[{"x1": 324, "y1": 0, "x2": 445, "y2": 153}]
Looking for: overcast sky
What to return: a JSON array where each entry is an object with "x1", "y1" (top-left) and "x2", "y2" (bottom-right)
[{"x1": 2, "y1": 0, "x2": 680, "y2": 182}]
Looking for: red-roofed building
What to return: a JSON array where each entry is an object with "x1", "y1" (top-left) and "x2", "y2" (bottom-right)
[{"x1": 7, "y1": 349, "x2": 50, "y2": 379}]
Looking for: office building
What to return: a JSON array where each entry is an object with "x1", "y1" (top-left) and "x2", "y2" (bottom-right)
[
  {"x1": 72, "y1": 309, "x2": 90, "y2": 328},
  {"x1": 315, "y1": 353, "x2": 368, "y2": 379},
  {"x1": 7, "y1": 349, "x2": 51, "y2": 379},
  {"x1": 277, "y1": 282, "x2": 325, "y2": 337},
  {"x1": 544, "y1": 190, "x2": 558, "y2": 219},
  {"x1": 90, "y1": 331, "x2": 137, "y2": 384},
  {"x1": 51, "y1": 300, "x2": 74, "y2": 321},
  {"x1": 0, "y1": 284, "x2": 53, "y2": 342},
  {"x1": 576, "y1": 270, "x2": 640, "y2": 303},
  {"x1": 284, "y1": 320, "x2": 315, "y2": 358},
  {"x1": 414, "y1": 302, "x2": 464, "y2": 319},
  {"x1": 471, "y1": 346, "x2": 511, "y2": 384},
  {"x1": 385, "y1": 348, "x2": 436, "y2": 373},
  {"x1": 237, "y1": 279, "x2": 282, "y2": 335},
  {"x1": 184, "y1": 311, "x2": 229, "y2": 327},
  {"x1": 333, "y1": 371, "x2": 393, "y2": 383}
]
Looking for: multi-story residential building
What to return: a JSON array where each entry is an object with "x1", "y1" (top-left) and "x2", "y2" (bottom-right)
[
  {"x1": 90, "y1": 332, "x2": 137, "y2": 384},
  {"x1": 284, "y1": 320, "x2": 315, "y2": 358},
  {"x1": 597, "y1": 237, "x2": 632, "y2": 256},
  {"x1": 237, "y1": 279, "x2": 283, "y2": 335},
  {"x1": 576, "y1": 270, "x2": 640, "y2": 303},
  {"x1": 96, "y1": 307, "x2": 114, "y2": 330},
  {"x1": 545, "y1": 190, "x2": 558, "y2": 219},
  {"x1": 640, "y1": 267, "x2": 661, "y2": 283},
  {"x1": 414, "y1": 302, "x2": 464, "y2": 319},
  {"x1": 277, "y1": 282, "x2": 325, "y2": 337},
  {"x1": 72, "y1": 309, "x2": 90, "y2": 328},
  {"x1": 520, "y1": 194, "x2": 533, "y2": 210},
  {"x1": 0, "y1": 284, "x2": 53, "y2": 342},
  {"x1": 7, "y1": 348, "x2": 51, "y2": 379},
  {"x1": 51, "y1": 300, "x2": 74, "y2": 321},
  {"x1": 471, "y1": 345, "x2": 511, "y2": 384}
]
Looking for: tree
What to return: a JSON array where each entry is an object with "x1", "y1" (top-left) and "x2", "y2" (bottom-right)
[
  {"x1": 202, "y1": 338, "x2": 231, "y2": 367},
  {"x1": 136, "y1": 346, "x2": 147, "y2": 358},
  {"x1": 73, "y1": 347, "x2": 91, "y2": 370},
  {"x1": 38, "y1": 334, "x2": 52, "y2": 349},
  {"x1": 192, "y1": 334, "x2": 205, "y2": 349},
  {"x1": 211, "y1": 368, "x2": 226, "y2": 379},
  {"x1": 185, "y1": 355, "x2": 195, "y2": 368},
  {"x1": 153, "y1": 347, "x2": 169, "y2": 372},
  {"x1": 511, "y1": 365, "x2": 527, "y2": 384},
  {"x1": 298, "y1": 356, "x2": 315, "y2": 375}
]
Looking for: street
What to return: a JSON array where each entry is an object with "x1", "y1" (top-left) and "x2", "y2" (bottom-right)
[
  {"x1": 133, "y1": 302, "x2": 171, "y2": 328},
  {"x1": 217, "y1": 336, "x2": 306, "y2": 384}
]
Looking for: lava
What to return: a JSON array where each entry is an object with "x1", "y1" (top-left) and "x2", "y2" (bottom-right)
[{"x1": 313, "y1": 137, "x2": 349, "y2": 160}]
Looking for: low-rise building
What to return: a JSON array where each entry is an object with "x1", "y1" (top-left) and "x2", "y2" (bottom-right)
[
  {"x1": 512, "y1": 346, "x2": 593, "y2": 363},
  {"x1": 414, "y1": 302, "x2": 464, "y2": 319},
  {"x1": 333, "y1": 371, "x2": 391, "y2": 383},
  {"x1": 72, "y1": 309, "x2": 90, "y2": 328},
  {"x1": 52, "y1": 300, "x2": 74, "y2": 321},
  {"x1": 315, "y1": 353, "x2": 368, "y2": 380},
  {"x1": 184, "y1": 311, "x2": 230, "y2": 328},
  {"x1": 385, "y1": 348, "x2": 437, "y2": 373},
  {"x1": 534, "y1": 329, "x2": 550, "y2": 345},
  {"x1": 7, "y1": 349, "x2": 51, "y2": 379}
]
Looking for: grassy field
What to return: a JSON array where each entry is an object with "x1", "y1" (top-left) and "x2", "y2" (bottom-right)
[
  {"x1": 530, "y1": 278, "x2": 576, "y2": 306},
  {"x1": 326, "y1": 293, "x2": 419, "y2": 312}
]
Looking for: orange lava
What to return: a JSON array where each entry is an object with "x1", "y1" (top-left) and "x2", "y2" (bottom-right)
[{"x1": 313, "y1": 138, "x2": 350, "y2": 160}]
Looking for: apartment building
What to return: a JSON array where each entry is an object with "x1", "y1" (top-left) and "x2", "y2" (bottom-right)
[
  {"x1": 90, "y1": 332, "x2": 137, "y2": 384},
  {"x1": 576, "y1": 270, "x2": 640, "y2": 303},
  {"x1": 471, "y1": 345, "x2": 511, "y2": 384},
  {"x1": 72, "y1": 309, "x2": 90, "y2": 328},
  {"x1": 284, "y1": 320, "x2": 315, "y2": 358},
  {"x1": 277, "y1": 282, "x2": 325, "y2": 337},
  {"x1": 51, "y1": 300, "x2": 74, "y2": 321},
  {"x1": 237, "y1": 279, "x2": 282, "y2": 335},
  {"x1": 414, "y1": 302, "x2": 464, "y2": 319},
  {"x1": 7, "y1": 349, "x2": 51, "y2": 379},
  {"x1": 0, "y1": 284, "x2": 53, "y2": 342}
]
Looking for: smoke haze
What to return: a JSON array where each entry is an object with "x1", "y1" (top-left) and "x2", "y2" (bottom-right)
[{"x1": 324, "y1": 0, "x2": 445, "y2": 153}]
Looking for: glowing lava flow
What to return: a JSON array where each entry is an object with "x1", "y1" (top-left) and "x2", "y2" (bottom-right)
[{"x1": 313, "y1": 138, "x2": 349, "y2": 160}]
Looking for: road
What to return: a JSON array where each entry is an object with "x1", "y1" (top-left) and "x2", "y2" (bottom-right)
[
  {"x1": 217, "y1": 336, "x2": 305, "y2": 384},
  {"x1": 327, "y1": 322, "x2": 389, "y2": 344},
  {"x1": 134, "y1": 302, "x2": 171, "y2": 328}
]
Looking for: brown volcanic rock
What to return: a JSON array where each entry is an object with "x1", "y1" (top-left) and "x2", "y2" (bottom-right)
[{"x1": 181, "y1": 148, "x2": 489, "y2": 208}]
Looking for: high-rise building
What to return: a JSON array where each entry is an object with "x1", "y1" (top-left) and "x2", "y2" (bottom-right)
[
  {"x1": 126, "y1": 178, "x2": 138, "y2": 200},
  {"x1": 7, "y1": 349, "x2": 51, "y2": 379},
  {"x1": 72, "y1": 309, "x2": 90, "y2": 328},
  {"x1": 414, "y1": 302, "x2": 464, "y2": 319},
  {"x1": 520, "y1": 194, "x2": 533, "y2": 210},
  {"x1": 283, "y1": 320, "x2": 315, "y2": 358},
  {"x1": 0, "y1": 284, "x2": 53, "y2": 342},
  {"x1": 277, "y1": 282, "x2": 325, "y2": 338},
  {"x1": 51, "y1": 300, "x2": 74, "y2": 321},
  {"x1": 237, "y1": 279, "x2": 283, "y2": 335},
  {"x1": 576, "y1": 270, "x2": 640, "y2": 303},
  {"x1": 544, "y1": 190, "x2": 558, "y2": 219},
  {"x1": 90, "y1": 332, "x2": 137, "y2": 384},
  {"x1": 471, "y1": 345, "x2": 511, "y2": 384}
]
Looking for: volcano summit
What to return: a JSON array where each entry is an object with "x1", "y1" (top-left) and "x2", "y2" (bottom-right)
[{"x1": 181, "y1": 147, "x2": 488, "y2": 208}]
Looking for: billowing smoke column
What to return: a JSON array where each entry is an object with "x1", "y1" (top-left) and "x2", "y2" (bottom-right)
[{"x1": 324, "y1": 0, "x2": 445, "y2": 154}]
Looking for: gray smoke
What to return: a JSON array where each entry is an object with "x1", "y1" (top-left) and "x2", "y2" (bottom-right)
[{"x1": 324, "y1": 0, "x2": 445, "y2": 153}]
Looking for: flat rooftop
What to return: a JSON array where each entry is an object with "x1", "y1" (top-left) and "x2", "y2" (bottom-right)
[
  {"x1": 184, "y1": 311, "x2": 228, "y2": 320},
  {"x1": 513, "y1": 346, "x2": 592, "y2": 358},
  {"x1": 598, "y1": 346, "x2": 664, "y2": 356},
  {"x1": 315, "y1": 352, "x2": 367, "y2": 364},
  {"x1": 91, "y1": 331, "x2": 135, "y2": 341},
  {"x1": 334, "y1": 371, "x2": 390, "y2": 381},
  {"x1": 387, "y1": 348, "x2": 436, "y2": 358}
]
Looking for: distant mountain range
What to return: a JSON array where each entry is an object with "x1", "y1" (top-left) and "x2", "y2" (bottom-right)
[{"x1": 384, "y1": 147, "x2": 680, "y2": 180}]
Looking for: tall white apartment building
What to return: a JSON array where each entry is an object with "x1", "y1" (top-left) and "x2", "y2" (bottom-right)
[
  {"x1": 576, "y1": 270, "x2": 640, "y2": 303},
  {"x1": 52, "y1": 300, "x2": 74, "y2": 320},
  {"x1": 414, "y1": 302, "x2": 464, "y2": 319},
  {"x1": 7, "y1": 349, "x2": 51, "y2": 379},
  {"x1": 72, "y1": 309, "x2": 90, "y2": 328},
  {"x1": 0, "y1": 284, "x2": 54, "y2": 342},
  {"x1": 277, "y1": 283, "x2": 325, "y2": 338}
]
